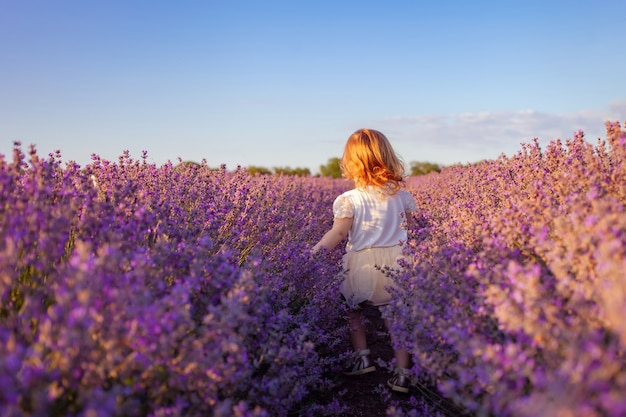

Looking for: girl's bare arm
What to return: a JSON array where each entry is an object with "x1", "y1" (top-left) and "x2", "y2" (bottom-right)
[{"x1": 312, "y1": 217, "x2": 353, "y2": 254}]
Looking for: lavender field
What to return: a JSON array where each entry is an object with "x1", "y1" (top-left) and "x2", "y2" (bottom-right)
[{"x1": 1, "y1": 121, "x2": 625, "y2": 417}]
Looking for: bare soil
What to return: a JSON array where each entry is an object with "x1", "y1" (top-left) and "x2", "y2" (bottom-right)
[{"x1": 327, "y1": 305, "x2": 471, "y2": 417}]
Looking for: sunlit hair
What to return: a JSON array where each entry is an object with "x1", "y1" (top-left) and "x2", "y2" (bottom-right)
[{"x1": 340, "y1": 129, "x2": 406, "y2": 194}]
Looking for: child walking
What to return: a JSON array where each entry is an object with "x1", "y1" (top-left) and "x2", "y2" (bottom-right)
[{"x1": 312, "y1": 128, "x2": 417, "y2": 393}]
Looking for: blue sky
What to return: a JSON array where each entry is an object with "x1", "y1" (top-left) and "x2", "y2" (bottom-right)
[{"x1": 1, "y1": 1, "x2": 625, "y2": 173}]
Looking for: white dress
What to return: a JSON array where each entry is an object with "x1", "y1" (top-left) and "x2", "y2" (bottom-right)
[{"x1": 333, "y1": 186, "x2": 417, "y2": 307}]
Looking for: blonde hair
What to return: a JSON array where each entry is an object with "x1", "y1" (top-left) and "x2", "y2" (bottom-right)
[{"x1": 340, "y1": 129, "x2": 406, "y2": 194}]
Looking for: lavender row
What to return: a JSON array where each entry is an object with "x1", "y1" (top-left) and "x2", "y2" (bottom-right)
[
  {"x1": 0, "y1": 147, "x2": 353, "y2": 416},
  {"x1": 387, "y1": 121, "x2": 626, "y2": 416},
  {"x1": 2, "y1": 120, "x2": 624, "y2": 416}
]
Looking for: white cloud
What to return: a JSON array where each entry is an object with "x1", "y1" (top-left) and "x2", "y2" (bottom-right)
[
  {"x1": 608, "y1": 100, "x2": 626, "y2": 116},
  {"x1": 378, "y1": 102, "x2": 625, "y2": 165}
]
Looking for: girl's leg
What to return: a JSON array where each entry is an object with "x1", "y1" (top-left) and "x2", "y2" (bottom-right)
[
  {"x1": 348, "y1": 308, "x2": 367, "y2": 351},
  {"x1": 384, "y1": 319, "x2": 410, "y2": 368},
  {"x1": 384, "y1": 318, "x2": 411, "y2": 393},
  {"x1": 384, "y1": 318, "x2": 409, "y2": 368},
  {"x1": 393, "y1": 348, "x2": 410, "y2": 369},
  {"x1": 344, "y1": 308, "x2": 376, "y2": 375}
]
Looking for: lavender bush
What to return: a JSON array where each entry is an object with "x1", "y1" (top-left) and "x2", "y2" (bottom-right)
[
  {"x1": 0, "y1": 147, "x2": 350, "y2": 416},
  {"x1": 386, "y1": 121, "x2": 626, "y2": 416},
  {"x1": 1, "y1": 121, "x2": 625, "y2": 416}
]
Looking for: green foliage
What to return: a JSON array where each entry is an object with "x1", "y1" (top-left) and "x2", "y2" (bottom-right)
[
  {"x1": 410, "y1": 161, "x2": 441, "y2": 176},
  {"x1": 319, "y1": 157, "x2": 342, "y2": 178},
  {"x1": 246, "y1": 165, "x2": 273, "y2": 176},
  {"x1": 273, "y1": 166, "x2": 311, "y2": 177},
  {"x1": 246, "y1": 166, "x2": 311, "y2": 176}
]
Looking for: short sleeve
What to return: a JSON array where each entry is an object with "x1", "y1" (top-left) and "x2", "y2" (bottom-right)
[
  {"x1": 332, "y1": 195, "x2": 354, "y2": 218},
  {"x1": 403, "y1": 191, "x2": 418, "y2": 212}
]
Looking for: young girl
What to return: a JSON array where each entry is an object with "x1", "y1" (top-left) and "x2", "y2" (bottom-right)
[{"x1": 312, "y1": 129, "x2": 417, "y2": 394}]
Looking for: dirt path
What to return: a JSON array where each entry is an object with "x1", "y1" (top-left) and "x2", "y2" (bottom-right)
[{"x1": 331, "y1": 305, "x2": 471, "y2": 417}]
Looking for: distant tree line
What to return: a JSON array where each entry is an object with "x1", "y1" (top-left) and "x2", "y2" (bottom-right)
[
  {"x1": 409, "y1": 161, "x2": 441, "y2": 176},
  {"x1": 247, "y1": 166, "x2": 311, "y2": 177},
  {"x1": 319, "y1": 157, "x2": 342, "y2": 178},
  {"x1": 177, "y1": 158, "x2": 441, "y2": 177},
  {"x1": 318, "y1": 157, "x2": 442, "y2": 178}
]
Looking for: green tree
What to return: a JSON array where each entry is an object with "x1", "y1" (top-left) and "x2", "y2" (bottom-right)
[
  {"x1": 319, "y1": 157, "x2": 342, "y2": 178},
  {"x1": 410, "y1": 161, "x2": 441, "y2": 176},
  {"x1": 273, "y1": 166, "x2": 311, "y2": 177},
  {"x1": 247, "y1": 165, "x2": 272, "y2": 175}
]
